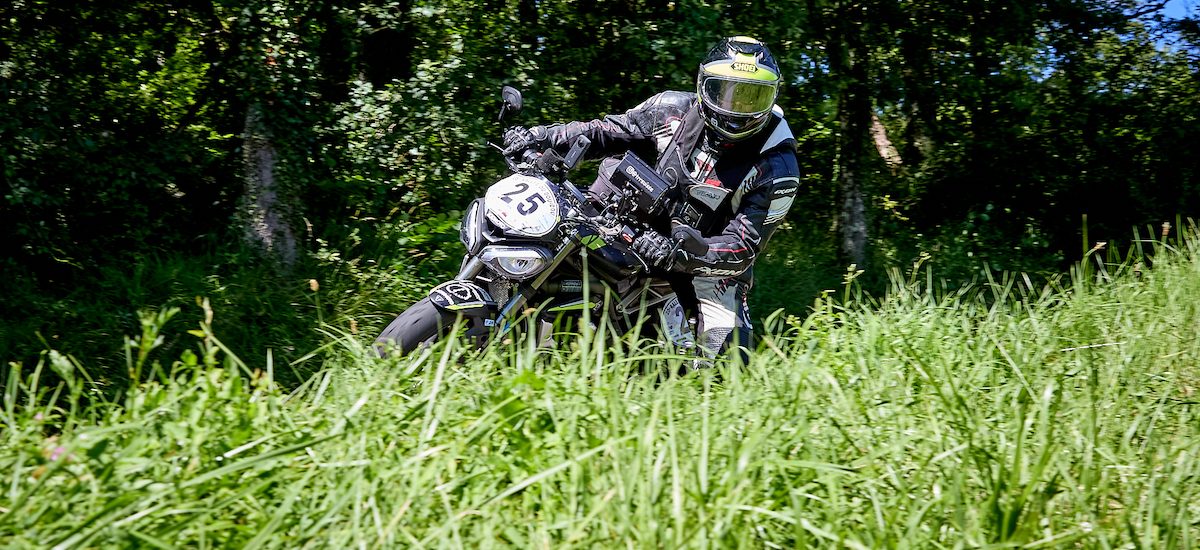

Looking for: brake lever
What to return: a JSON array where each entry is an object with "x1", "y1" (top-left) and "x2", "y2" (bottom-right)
[{"x1": 489, "y1": 141, "x2": 520, "y2": 171}]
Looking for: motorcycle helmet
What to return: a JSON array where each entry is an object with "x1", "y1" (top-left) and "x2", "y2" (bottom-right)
[{"x1": 696, "y1": 36, "x2": 781, "y2": 141}]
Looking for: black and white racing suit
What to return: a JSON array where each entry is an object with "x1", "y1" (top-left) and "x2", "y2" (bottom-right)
[{"x1": 539, "y1": 91, "x2": 800, "y2": 358}]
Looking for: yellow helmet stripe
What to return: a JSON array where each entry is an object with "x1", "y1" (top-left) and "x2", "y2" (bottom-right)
[{"x1": 701, "y1": 60, "x2": 780, "y2": 82}]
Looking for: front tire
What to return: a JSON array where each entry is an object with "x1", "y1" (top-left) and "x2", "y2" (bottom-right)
[{"x1": 374, "y1": 297, "x2": 453, "y2": 357}]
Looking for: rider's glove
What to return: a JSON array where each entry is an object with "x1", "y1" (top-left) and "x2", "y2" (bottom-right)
[
  {"x1": 502, "y1": 125, "x2": 550, "y2": 158},
  {"x1": 632, "y1": 230, "x2": 678, "y2": 270}
]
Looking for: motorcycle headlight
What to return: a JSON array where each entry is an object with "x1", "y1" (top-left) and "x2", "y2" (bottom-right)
[
  {"x1": 460, "y1": 199, "x2": 483, "y2": 255},
  {"x1": 479, "y1": 245, "x2": 553, "y2": 280}
]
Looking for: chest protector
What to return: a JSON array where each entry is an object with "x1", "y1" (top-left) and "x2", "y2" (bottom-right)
[{"x1": 655, "y1": 104, "x2": 782, "y2": 233}]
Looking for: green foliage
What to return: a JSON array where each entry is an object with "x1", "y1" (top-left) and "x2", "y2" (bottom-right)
[
  {"x1": 750, "y1": 221, "x2": 843, "y2": 314},
  {"x1": 1, "y1": 2, "x2": 241, "y2": 268},
  {"x1": 2, "y1": 3, "x2": 1199, "y2": 543},
  {"x1": 4, "y1": 224, "x2": 1200, "y2": 547},
  {"x1": 2, "y1": 0, "x2": 1200, "y2": 390},
  {"x1": 0, "y1": 237, "x2": 444, "y2": 390}
]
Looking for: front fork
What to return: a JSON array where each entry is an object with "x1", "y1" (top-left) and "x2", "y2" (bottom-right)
[
  {"x1": 455, "y1": 256, "x2": 484, "y2": 281},
  {"x1": 453, "y1": 239, "x2": 583, "y2": 338},
  {"x1": 452, "y1": 240, "x2": 693, "y2": 349},
  {"x1": 495, "y1": 239, "x2": 581, "y2": 335}
]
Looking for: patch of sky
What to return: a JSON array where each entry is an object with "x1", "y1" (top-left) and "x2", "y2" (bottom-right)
[{"x1": 1164, "y1": 0, "x2": 1195, "y2": 19}]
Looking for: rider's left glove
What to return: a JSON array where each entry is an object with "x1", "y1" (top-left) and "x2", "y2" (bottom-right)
[
  {"x1": 502, "y1": 125, "x2": 551, "y2": 158},
  {"x1": 632, "y1": 230, "x2": 679, "y2": 270}
]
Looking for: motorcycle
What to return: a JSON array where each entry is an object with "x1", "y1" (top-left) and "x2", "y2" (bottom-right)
[{"x1": 374, "y1": 87, "x2": 699, "y2": 357}]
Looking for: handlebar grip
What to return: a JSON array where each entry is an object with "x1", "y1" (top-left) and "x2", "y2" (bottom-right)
[{"x1": 537, "y1": 149, "x2": 565, "y2": 172}]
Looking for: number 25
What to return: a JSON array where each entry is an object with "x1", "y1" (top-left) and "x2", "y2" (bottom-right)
[{"x1": 517, "y1": 193, "x2": 546, "y2": 215}]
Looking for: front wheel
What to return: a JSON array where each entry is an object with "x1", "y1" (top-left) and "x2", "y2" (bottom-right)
[{"x1": 373, "y1": 297, "x2": 454, "y2": 357}]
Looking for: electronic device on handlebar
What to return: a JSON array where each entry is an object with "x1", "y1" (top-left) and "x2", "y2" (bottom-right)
[{"x1": 607, "y1": 153, "x2": 674, "y2": 218}]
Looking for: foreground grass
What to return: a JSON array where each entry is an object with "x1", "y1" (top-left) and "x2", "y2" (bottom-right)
[{"x1": 3, "y1": 238, "x2": 1200, "y2": 548}]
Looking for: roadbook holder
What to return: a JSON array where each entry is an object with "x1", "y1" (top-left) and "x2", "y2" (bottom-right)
[{"x1": 607, "y1": 152, "x2": 674, "y2": 217}]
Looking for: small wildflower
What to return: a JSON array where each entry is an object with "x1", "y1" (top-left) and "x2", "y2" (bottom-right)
[
  {"x1": 308, "y1": 279, "x2": 320, "y2": 292},
  {"x1": 49, "y1": 447, "x2": 66, "y2": 461}
]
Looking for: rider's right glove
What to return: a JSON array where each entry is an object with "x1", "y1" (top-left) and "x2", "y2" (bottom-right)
[
  {"x1": 502, "y1": 125, "x2": 551, "y2": 157},
  {"x1": 632, "y1": 230, "x2": 678, "y2": 270}
]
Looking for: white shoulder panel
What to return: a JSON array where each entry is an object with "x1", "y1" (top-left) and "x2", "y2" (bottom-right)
[{"x1": 760, "y1": 106, "x2": 794, "y2": 154}]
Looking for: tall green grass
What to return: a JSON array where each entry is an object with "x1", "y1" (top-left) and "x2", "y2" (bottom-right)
[{"x1": 3, "y1": 230, "x2": 1199, "y2": 548}]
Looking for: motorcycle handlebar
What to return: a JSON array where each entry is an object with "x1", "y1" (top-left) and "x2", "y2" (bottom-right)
[
  {"x1": 503, "y1": 134, "x2": 591, "y2": 179},
  {"x1": 521, "y1": 149, "x2": 540, "y2": 165}
]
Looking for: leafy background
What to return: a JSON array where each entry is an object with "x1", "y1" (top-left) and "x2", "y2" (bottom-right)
[
  {"x1": 1, "y1": 0, "x2": 1198, "y2": 378},
  {"x1": 2, "y1": 1, "x2": 1200, "y2": 546}
]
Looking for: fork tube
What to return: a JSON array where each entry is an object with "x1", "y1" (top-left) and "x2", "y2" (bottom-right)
[
  {"x1": 496, "y1": 240, "x2": 580, "y2": 333},
  {"x1": 454, "y1": 256, "x2": 484, "y2": 280}
]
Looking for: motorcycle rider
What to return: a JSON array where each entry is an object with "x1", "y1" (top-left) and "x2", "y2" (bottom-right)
[{"x1": 502, "y1": 36, "x2": 800, "y2": 363}]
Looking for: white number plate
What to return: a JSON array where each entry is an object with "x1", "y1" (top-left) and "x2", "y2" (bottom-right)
[{"x1": 484, "y1": 174, "x2": 560, "y2": 237}]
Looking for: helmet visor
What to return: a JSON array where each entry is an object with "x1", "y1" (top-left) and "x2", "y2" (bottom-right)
[{"x1": 699, "y1": 76, "x2": 777, "y2": 117}]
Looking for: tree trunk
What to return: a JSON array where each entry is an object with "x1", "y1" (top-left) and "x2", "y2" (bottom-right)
[
  {"x1": 898, "y1": 2, "x2": 936, "y2": 168},
  {"x1": 831, "y1": 3, "x2": 872, "y2": 268},
  {"x1": 837, "y1": 110, "x2": 870, "y2": 268},
  {"x1": 871, "y1": 113, "x2": 903, "y2": 175},
  {"x1": 239, "y1": 103, "x2": 298, "y2": 267}
]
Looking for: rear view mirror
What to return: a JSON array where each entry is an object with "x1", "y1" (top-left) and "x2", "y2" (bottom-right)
[{"x1": 499, "y1": 86, "x2": 523, "y2": 121}]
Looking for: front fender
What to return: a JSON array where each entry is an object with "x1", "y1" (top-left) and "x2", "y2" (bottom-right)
[{"x1": 428, "y1": 280, "x2": 497, "y2": 317}]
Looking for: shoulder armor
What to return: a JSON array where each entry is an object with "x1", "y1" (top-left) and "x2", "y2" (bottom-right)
[
  {"x1": 630, "y1": 90, "x2": 696, "y2": 112},
  {"x1": 759, "y1": 107, "x2": 795, "y2": 154}
]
